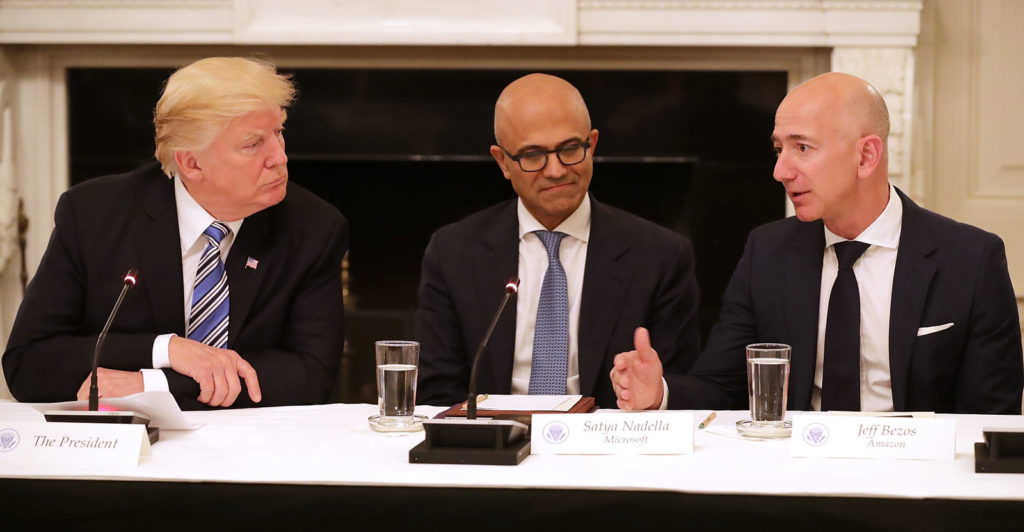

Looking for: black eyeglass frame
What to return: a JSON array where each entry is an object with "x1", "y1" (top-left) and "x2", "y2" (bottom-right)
[{"x1": 499, "y1": 141, "x2": 593, "y2": 173}]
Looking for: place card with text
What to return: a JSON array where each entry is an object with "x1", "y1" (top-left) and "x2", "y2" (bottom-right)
[
  {"x1": 0, "y1": 422, "x2": 151, "y2": 467},
  {"x1": 790, "y1": 415, "x2": 955, "y2": 460},
  {"x1": 531, "y1": 412, "x2": 693, "y2": 455}
]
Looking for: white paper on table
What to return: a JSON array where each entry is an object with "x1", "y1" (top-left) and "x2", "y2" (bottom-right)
[
  {"x1": 24, "y1": 391, "x2": 200, "y2": 430},
  {"x1": 471, "y1": 394, "x2": 581, "y2": 411}
]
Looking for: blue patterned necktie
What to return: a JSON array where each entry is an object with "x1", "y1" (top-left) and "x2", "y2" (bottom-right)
[
  {"x1": 529, "y1": 230, "x2": 569, "y2": 394},
  {"x1": 187, "y1": 222, "x2": 231, "y2": 348}
]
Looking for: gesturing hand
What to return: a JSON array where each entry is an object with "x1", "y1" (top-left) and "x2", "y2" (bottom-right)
[
  {"x1": 609, "y1": 327, "x2": 664, "y2": 410},
  {"x1": 168, "y1": 336, "x2": 262, "y2": 407}
]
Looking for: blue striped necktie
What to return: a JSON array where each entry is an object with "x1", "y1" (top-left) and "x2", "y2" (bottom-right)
[
  {"x1": 529, "y1": 230, "x2": 569, "y2": 395},
  {"x1": 188, "y1": 222, "x2": 231, "y2": 348}
]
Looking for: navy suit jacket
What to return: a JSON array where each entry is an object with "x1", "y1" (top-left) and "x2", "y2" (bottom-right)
[
  {"x1": 3, "y1": 163, "x2": 349, "y2": 410},
  {"x1": 668, "y1": 189, "x2": 1023, "y2": 414},
  {"x1": 416, "y1": 196, "x2": 701, "y2": 408}
]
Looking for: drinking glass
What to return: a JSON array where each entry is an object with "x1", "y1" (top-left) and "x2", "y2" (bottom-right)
[
  {"x1": 736, "y1": 343, "x2": 792, "y2": 439},
  {"x1": 368, "y1": 340, "x2": 425, "y2": 432}
]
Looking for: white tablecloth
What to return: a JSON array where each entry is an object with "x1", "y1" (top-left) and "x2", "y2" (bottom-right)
[{"x1": 2, "y1": 403, "x2": 1023, "y2": 500}]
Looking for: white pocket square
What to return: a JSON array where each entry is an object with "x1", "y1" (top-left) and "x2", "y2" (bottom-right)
[{"x1": 917, "y1": 323, "x2": 954, "y2": 336}]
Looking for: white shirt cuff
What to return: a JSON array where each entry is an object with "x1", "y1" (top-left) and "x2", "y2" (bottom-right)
[
  {"x1": 658, "y1": 377, "x2": 669, "y2": 410},
  {"x1": 140, "y1": 369, "x2": 170, "y2": 392},
  {"x1": 152, "y1": 333, "x2": 174, "y2": 368}
]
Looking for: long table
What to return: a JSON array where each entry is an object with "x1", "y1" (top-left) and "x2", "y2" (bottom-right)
[{"x1": 2, "y1": 404, "x2": 1023, "y2": 530}]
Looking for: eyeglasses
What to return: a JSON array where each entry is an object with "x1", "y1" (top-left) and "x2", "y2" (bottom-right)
[{"x1": 500, "y1": 142, "x2": 592, "y2": 172}]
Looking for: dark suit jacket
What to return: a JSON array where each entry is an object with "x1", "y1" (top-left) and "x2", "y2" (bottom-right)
[
  {"x1": 416, "y1": 196, "x2": 700, "y2": 408},
  {"x1": 3, "y1": 163, "x2": 349, "y2": 410},
  {"x1": 668, "y1": 189, "x2": 1023, "y2": 414}
]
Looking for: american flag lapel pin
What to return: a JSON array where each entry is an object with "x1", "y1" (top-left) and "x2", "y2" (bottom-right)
[{"x1": 245, "y1": 257, "x2": 259, "y2": 270}]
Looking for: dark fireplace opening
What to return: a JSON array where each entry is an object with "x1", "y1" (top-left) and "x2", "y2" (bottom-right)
[{"x1": 68, "y1": 66, "x2": 786, "y2": 404}]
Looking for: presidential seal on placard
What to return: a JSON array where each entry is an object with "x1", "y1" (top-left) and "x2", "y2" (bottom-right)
[
  {"x1": 0, "y1": 428, "x2": 20, "y2": 452},
  {"x1": 543, "y1": 421, "x2": 569, "y2": 444},
  {"x1": 802, "y1": 423, "x2": 829, "y2": 447}
]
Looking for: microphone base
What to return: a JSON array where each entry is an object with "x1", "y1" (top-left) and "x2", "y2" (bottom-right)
[
  {"x1": 409, "y1": 418, "x2": 530, "y2": 465},
  {"x1": 44, "y1": 410, "x2": 160, "y2": 445}
]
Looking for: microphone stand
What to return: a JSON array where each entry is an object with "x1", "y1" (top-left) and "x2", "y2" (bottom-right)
[
  {"x1": 410, "y1": 278, "x2": 531, "y2": 465},
  {"x1": 44, "y1": 269, "x2": 159, "y2": 444}
]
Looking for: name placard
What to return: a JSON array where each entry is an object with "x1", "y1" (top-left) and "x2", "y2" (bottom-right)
[
  {"x1": 531, "y1": 412, "x2": 693, "y2": 455},
  {"x1": 790, "y1": 415, "x2": 955, "y2": 461},
  {"x1": 0, "y1": 422, "x2": 151, "y2": 467}
]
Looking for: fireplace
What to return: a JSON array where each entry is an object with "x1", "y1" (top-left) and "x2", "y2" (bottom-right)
[{"x1": 67, "y1": 66, "x2": 786, "y2": 402}]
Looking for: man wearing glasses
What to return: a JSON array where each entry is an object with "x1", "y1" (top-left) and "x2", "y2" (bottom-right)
[{"x1": 416, "y1": 73, "x2": 700, "y2": 408}]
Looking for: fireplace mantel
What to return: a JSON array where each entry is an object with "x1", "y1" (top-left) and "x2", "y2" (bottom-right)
[
  {"x1": 0, "y1": 1, "x2": 921, "y2": 47},
  {"x1": 0, "y1": 0, "x2": 923, "y2": 351}
]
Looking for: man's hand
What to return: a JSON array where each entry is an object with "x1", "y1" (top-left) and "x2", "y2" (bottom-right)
[
  {"x1": 77, "y1": 368, "x2": 144, "y2": 401},
  {"x1": 610, "y1": 327, "x2": 665, "y2": 410},
  {"x1": 168, "y1": 336, "x2": 262, "y2": 407}
]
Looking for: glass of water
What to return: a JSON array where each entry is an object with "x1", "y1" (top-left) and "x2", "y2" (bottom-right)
[
  {"x1": 737, "y1": 343, "x2": 792, "y2": 439},
  {"x1": 368, "y1": 340, "x2": 426, "y2": 433}
]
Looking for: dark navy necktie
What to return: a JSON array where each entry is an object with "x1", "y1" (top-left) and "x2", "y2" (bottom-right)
[
  {"x1": 822, "y1": 240, "x2": 870, "y2": 411},
  {"x1": 187, "y1": 222, "x2": 231, "y2": 348},
  {"x1": 529, "y1": 230, "x2": 569, "y2": 394}
]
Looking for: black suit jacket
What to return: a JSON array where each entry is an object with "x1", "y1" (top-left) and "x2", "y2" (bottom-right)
[
  {"x1": 668, "y1": 189, "x2": 1023, "y2": 414},
  {"x1": 416, "y1": 196, "x2": 700, "y2": 408},
  {"x1": 3, "y1": 164, "x2": 349, "y2": 410}
]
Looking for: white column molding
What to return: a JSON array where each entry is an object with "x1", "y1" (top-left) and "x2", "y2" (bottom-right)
[
  {"x1": 831, "y1": 46, "x2": 917, "y2": 197},
  {"x1": 0, "y1": 49, "x2": 16, "y2": 275}
]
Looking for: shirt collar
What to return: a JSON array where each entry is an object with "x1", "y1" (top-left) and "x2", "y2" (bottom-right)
[
  {"x1": 174, "y1": 176, "x2": 244, "y2": 253},
  {"x1": 517, "y1": 194, "x2": 591, "y2": 243},
  {"x1": 824, "y1": 183, "x2": 902, "y2": 250}
]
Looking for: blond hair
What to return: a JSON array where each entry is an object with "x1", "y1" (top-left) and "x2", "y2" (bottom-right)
[{"x1": 153, "y1": 57, "x2": 295, "y2": 177}]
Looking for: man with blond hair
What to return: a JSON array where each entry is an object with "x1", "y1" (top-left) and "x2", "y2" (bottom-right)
[
  {"x1": 611, "y1": 72, "x2": 1022, "y2": 414},
  {"x1": 4, "y1": 57, "x2": 349, "y2": 409}
]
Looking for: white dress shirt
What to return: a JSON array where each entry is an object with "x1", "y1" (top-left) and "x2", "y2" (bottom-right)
[
  {"x1": 139, "y1": 176, "x2": 243, "y2": 391},
  {"x1": 511, "y1": 196, "x2": 591, "y2": 395},
  {"x1": 812, "y1": 184, "x2": 902, "y2": 412}
]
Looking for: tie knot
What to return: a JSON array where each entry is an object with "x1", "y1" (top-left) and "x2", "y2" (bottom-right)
[
  {"x1": 204, "y1": 222, "x2": 231, "y2": 245},
  {"x1": 833, "y1": 240, "x2": 869, "y2": 270},
  {"x1": 534, "y1": 230, "x2": 568, "y2": 259}
]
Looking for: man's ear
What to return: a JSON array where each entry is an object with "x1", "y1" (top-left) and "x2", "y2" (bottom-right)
[
  {"x1": 174, "y1": 151, "x2": 202, "y2": 183},
  {"x1": 856, "y1": 134, "x2": 884, "y2": 179},
  {"x1": 589, "y1": 128, "x2": 599, "y2": 154},
  {"x1": 489, "y1": 145, "x2": 512, "y2": 180}
]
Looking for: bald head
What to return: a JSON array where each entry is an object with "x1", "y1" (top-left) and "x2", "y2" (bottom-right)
[
  {"x1": 493, "y1": 73, "x2": 591, "y2": 146},
  {"x1": 784, "y1": 72, "x2": 890, "y2": 146},
  {"x1": 771, "y1": 71, "x2": 892, "y2": 238}
]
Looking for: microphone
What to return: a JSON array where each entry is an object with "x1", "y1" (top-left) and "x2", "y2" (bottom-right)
[
  {"x1": 410, "y1": 277, "x2": 531, "y2": 465},
  {"x1": 466, "y1": 278, "x2": 519, "y2": 420},
  {"x1": 44, "y1": 268, "x2": 158, "y2": 444},
  {"x1": 89, "y1": 269, "x2": 138, "y2": 411}
]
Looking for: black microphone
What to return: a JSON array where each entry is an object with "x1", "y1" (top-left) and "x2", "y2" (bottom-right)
[
  {"x1": 410, "y1": 277, "x2": 530, "y2": 465},
  {"x1": 44, "y1": 268, "x2": 157, "y2": 444},
  {"x1": 89, "y1": 269, "x2": 138, "y2": 411},
  {"x1": 466, "y1": 277, "x2": 519, "y2": 420}
]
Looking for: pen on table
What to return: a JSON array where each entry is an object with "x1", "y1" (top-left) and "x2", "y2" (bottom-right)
[{"x1": 698, "y1": 412, "x2": 717, "y2": 429}]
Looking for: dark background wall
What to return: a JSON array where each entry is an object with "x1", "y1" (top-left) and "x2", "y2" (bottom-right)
[{"x1": 67, "y1": 67, "x2": 786, "y2": 403}]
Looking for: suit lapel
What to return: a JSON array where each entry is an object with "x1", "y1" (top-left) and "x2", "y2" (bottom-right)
[
  {"x1": 888, "y1": 190, "x2": 936, "y2": 411},
  {"x1": 785, "y1": 220, "x2": 825, "y2": 410},
  {"x1": 136, "y1": 170, "x2": 186, "y2": 336},
  {"x1": 477, "y1": 201, "x2": 519, "y2": 393},
  {"x1": 578, "y1": 199, "x2": 631, "y2": 397},
  {"x1": 225, "y1": 207, "x2": 272, "y2": 346}
]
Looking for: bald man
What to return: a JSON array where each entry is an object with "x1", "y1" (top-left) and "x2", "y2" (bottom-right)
[
  {"x1": 416, "y1": 73, "x2": 700, "y2": 408},
  {"x1": 612, "y1": 72, "x2": 1023, "y2": 414}
]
